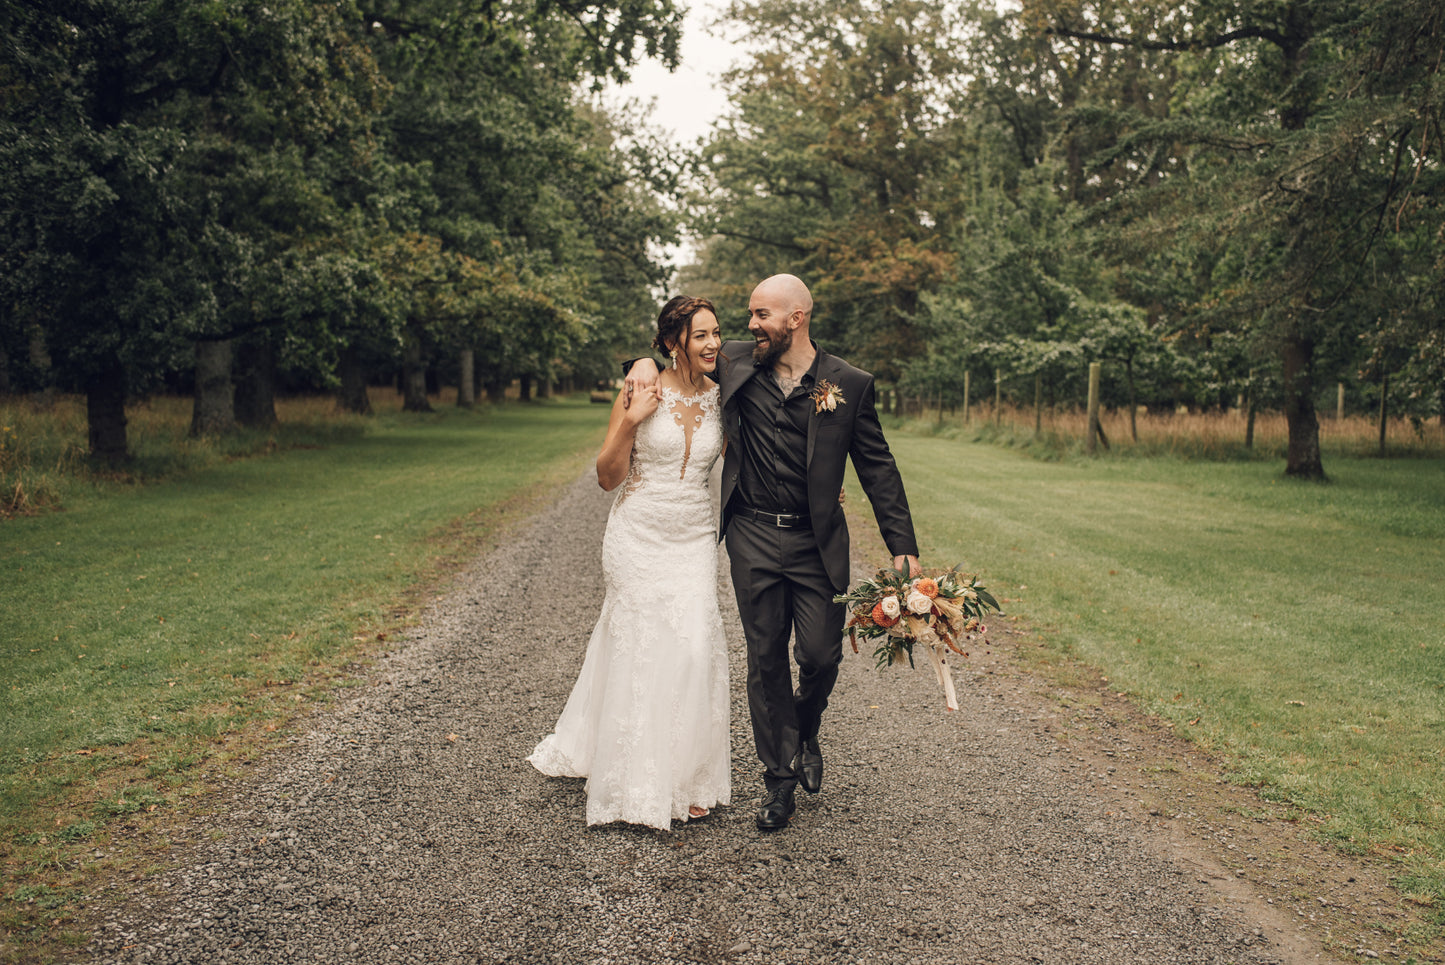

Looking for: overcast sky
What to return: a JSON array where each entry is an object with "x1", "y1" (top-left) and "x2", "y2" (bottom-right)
[
  {"x1": 607, "y1": 1, "x2": 739, "y2": 152},
  {"x1": 599, "y1": 3, "x2": 753, "y2": 273}
]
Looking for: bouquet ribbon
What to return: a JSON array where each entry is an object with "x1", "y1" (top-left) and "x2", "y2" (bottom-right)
[{"x1": 923, "y1": 644, "x2": 959, "y2": 712}]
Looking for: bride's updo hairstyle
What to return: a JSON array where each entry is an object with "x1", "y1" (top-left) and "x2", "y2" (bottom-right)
[{"x1": 652, "y1": 295, "x2": 718, "y2": 373}]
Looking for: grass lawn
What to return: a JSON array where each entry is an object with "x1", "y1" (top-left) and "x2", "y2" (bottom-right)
[
  {"x1": 867, "y1": 427, "x2": 1445, "y2": 912},
  {"x1": 1, "y1": 395, "x2": 607, "y2": 949}
]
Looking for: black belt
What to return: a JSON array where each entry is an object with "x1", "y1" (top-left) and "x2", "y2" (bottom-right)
[{"x1": 736, "y1": 506, "x2": 811, "y2": 528}]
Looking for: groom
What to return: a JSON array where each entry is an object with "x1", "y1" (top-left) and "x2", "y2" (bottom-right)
[{"x1": 626, "y1": 274, "x2": 919, "y2": 830}]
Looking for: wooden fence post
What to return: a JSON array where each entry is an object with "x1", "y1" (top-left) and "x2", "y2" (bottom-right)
[
  {"x1": 1087, "y1": 362, "x2": 1101, "y2": 454},
  {"x1": 1033, "y1": 373, "x2": 1043, "y2": 436},
  {"x1": 1337, "y1": 382, "x2": 1345, "y2": 421},
  {"x1": 994, "y1": 368, "x2": 1002, "y2": 424},
  {"x1": 962, "y1": 370, "x2": 971, "y2": 424}
]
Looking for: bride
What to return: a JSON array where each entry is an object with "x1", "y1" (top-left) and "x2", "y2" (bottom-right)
[{"x1": 529, "y1": 296, "x2": 730, "y2": 829}]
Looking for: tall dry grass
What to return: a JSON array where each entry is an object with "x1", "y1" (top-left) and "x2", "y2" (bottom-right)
[
  {"x1": 0, "y1": 392, "x2": 418, "y2": 517},
  {"x1": 900, "y1": 402, "x2": 1445, "y2": 461}
]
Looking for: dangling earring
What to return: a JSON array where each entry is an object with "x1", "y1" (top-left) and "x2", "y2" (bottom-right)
[{"x1": 669, "y1": 348, "x2": 678, "y2": 369}]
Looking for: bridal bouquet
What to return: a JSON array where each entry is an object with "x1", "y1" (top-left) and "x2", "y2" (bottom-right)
[{"x1": 834, "y1": 564, "x2": 1001, "y2": 712}]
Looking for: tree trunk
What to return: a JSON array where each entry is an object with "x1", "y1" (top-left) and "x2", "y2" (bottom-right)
[
  {"x1": 1125, "y1": 358, "x2": 1138, "y2": 443},
  {"x1": 190, "y1": 339, "x2": 236, "y2": 437},
  {"x1": 1245, "y1": 369, "x2": 1257, "y2": 449},
  {"x1": 519, "y1": 373, "x2": 533, "y2": 402},
  {"x1": 234, "y1": 334, "x2": 279, "y2": 429},
  {"x1": 337, "y1": 346, "x2": 372, "y2": 415},
  {"x1": 1281, "y1": 332, "x2": 1324, "y2": 479},
  {"x1": 457, "y1": 349, "x2": 475, "y2": 408},
  {"x1": 486, "y1": 376, "x2": 506, "y2": 404},
  {"x1": 401, "y1": 335, "x2": 431, "y2": 412},
  {"x1": 538, "y1": 374, "x2": 552, "y2": 399},
  {"x1": 1377, "y1": 373, "x2": 1388, "y2": 456},
  {"x1": 87, "y1": 361, "x2": 128, "y2": 467},
  {"x1": 28, "y1": 325, "x2": 54, "y2": 408}
]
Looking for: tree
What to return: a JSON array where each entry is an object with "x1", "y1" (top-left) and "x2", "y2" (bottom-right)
[
  {"x1": 355, "y1": 0, "x2": 684, "y2": 402},
  {"x1": 0, "y1": 0, "x2": 385, "y2": 461},
  {"x1": 1027, "y1": 0, "x2": 1445, "y2": 476},
  {"x1": 692, "y1": 0, "x2": 966, "y2": 376}
]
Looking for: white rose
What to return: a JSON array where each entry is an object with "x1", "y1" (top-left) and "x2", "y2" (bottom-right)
[
  {"x1": 880, "y1": 595, "x2": 901, "y2": 619},
  {"x1": 906, "y1": 591, "x2": 933, "y2": 615}
]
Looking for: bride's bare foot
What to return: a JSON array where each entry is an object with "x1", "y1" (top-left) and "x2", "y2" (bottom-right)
[{"x1": 688, "y1": 805, "x2": 709, "y2": 819}]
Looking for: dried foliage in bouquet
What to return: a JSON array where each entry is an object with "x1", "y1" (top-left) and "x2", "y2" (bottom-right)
[{"x1": 834, "y1": 563, "x2": 1002, "y2": 711}]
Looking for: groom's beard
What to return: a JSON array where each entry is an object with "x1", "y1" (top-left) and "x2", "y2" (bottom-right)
[{"x1": 751, "y1": 327, "x2": 792, "y2": 367}]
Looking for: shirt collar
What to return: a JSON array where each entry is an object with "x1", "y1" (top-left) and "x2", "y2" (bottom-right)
[{"x1": 801, "y1": 341, "x2": 822, "y2": 386}]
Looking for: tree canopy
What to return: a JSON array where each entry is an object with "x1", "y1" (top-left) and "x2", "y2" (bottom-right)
[
  {"x1": 0, "y1": 0, "x2": 684, "y2": 461},
  {"x1": 5, "y1": 0, "x2": 1440, "y2": 478},
  {"x1": 687, "y1": 0, "x2": 1444, "y2": 476}
]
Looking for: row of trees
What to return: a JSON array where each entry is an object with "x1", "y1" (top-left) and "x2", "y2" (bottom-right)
[
  {"x1": 1, "y1": 0, "x2": 685, "y2": 464},
  {"x1": 685, "y1": 0, "x2": 1444, "y2": 477}
]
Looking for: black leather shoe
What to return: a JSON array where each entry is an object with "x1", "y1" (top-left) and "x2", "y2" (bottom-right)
[
  {"x1": 756, "y1": 783, "x2": 797, "y2": 831},
  {"x1": 792, "y1": 737, "x2": 822, "y2": 794}
]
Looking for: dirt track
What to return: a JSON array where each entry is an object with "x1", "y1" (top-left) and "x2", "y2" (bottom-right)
[{"x1": 82, "y1": 468, "x2": 1430, "y2": 964}]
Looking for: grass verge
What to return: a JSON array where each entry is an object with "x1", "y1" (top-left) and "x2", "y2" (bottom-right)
[
  {"x1": 1, "y1": 393, "x2": 607, "y2": 960},
  {"x1": 863, "y1": 430, "x2": 1445, "y2": 948}
]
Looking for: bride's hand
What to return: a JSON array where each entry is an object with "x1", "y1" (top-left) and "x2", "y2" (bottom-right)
[{"x1": 623, "y1": 384, "x2": 660, "y2": 424}]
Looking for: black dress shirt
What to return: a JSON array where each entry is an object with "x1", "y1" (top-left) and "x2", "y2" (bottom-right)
[{"x1": 733, "y1": 350, "x2": 822, "y2": 515}]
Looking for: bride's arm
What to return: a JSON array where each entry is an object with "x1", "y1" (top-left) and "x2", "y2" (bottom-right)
[{"x1": 596, "y1": 382, "x2": 659, "y2": 490}]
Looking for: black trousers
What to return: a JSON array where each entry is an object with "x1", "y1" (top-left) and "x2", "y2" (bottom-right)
[{"x1": 726, "y1": 514, "x2": 847, "y2": 789}]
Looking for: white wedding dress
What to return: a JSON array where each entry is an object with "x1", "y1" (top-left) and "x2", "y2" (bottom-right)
[{"x1": 529, "y1": 385, "x2": 731, "y2": 829}]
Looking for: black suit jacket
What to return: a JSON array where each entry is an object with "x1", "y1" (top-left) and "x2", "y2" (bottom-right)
[{"x1": 712, "y1": 340, "x2": 918, "y2": 592}]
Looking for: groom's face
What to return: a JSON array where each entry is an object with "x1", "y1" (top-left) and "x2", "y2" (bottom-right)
[{"x1": 747, "y1": 291, "x2": 794, "y2": 367}]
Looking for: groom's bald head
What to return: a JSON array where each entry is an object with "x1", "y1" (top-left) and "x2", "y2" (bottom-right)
[{"x1": 752, "y1": 274, "x2": 813, "y2": 322}]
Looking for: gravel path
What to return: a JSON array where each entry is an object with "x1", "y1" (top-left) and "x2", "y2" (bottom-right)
[{"x1": 87, "y1": 469, "x2": 1338, "y2": 965}]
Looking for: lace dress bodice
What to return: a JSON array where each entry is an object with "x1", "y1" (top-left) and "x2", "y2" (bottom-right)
[{"x1": 616, "y1": 384, "x2": 722, "y2": 513}]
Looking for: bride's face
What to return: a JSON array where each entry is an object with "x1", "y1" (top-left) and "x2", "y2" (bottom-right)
[{"x1": 678, "y1": 309, "x2": 722, "y2": 376}]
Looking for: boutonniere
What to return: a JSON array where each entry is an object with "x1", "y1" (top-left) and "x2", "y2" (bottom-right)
[{"x1": 812, "y1": 379, "x2": 846, "y2": 414}]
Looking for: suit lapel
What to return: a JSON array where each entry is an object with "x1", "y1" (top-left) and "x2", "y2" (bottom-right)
[
  {"x1": 806, "y1": 351, "x2": 842, "y2": 468},
  {"x1": 719, "y1": 340, "x2": 758, "y2": 440},
  {"x1": 719, "y1": 341, "x2": 757, "y2": 398}
]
